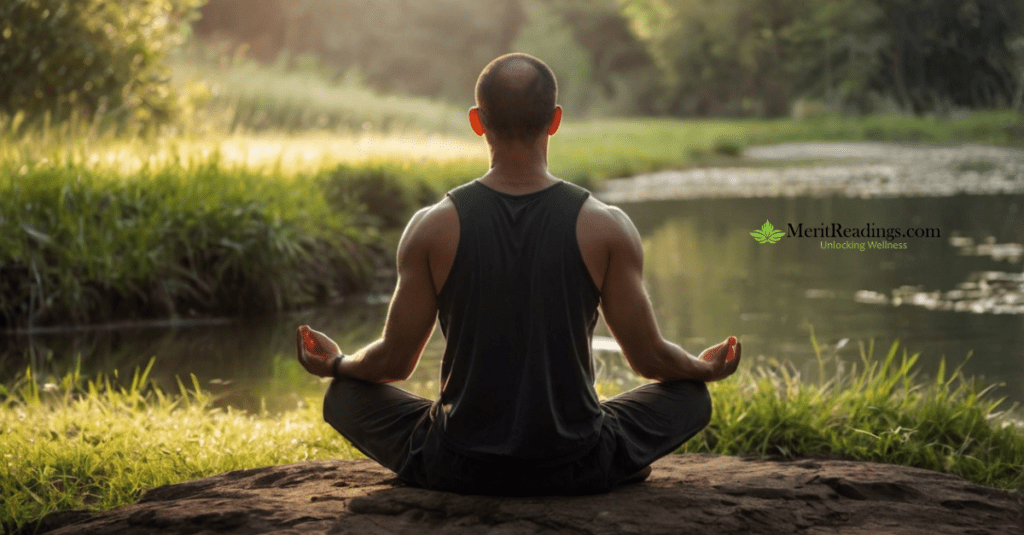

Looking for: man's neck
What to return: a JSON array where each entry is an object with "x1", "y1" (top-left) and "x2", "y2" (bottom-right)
[{"x1": 480, "y1": 135, "x2": 556, "y2": 192}]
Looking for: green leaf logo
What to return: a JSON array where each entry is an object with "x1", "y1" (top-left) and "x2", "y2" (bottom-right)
[{"x1": 751, "y1": 220, "x2": 786, "y2": 244}]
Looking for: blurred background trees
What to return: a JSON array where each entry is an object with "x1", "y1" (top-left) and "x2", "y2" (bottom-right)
[
  {"x1": 3, "y1": 0, "x2": 1024, "y2": 123},
  {"x1": 0, "y1": 0, "x2": 204, "y2": 124}
]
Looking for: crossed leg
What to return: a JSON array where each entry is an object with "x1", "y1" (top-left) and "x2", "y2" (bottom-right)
[{"x1": 322, "y1": 375, "x2": 712, "y2": 492}]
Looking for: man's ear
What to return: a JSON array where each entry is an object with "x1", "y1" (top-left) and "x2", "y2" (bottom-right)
[
  {"x1": 469, "y1": 108, "x2": 485, "y2": 136},
  {"x1": 547, "y1": 106, "x2": 562, "y2": 136}
]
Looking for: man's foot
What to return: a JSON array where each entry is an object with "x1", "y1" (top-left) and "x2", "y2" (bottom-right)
[
  {"x1": 296, "y1": 325, "x2": 342, "y2": 377},
  {"x1": 619, "y1": 465, "x2": 652, "y2": 486}
]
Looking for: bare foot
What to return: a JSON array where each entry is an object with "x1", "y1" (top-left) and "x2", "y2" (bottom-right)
[{"x1": 296, "y1": 325, "x2": 342, "y2": 377}]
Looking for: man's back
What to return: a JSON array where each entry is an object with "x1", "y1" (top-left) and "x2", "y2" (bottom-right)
[{"x1": 428, "y1": 178, "x2": 602, "y2": 462}]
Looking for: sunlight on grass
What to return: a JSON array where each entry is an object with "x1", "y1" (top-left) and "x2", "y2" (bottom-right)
[
  {"x1": 0, "y1": 359, "x2": 359, "y2": 532},
  {"x1": 1, "y1": 129, "x2": 486, "y2": 177},
  {"x1": 682, "y1": 332, "x2": 1024, "y2": 492},
  {"x1": 3, "y1": 338, "x2": 1022, "y2": 532}
]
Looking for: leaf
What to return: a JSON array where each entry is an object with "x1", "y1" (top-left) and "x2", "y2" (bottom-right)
[
  {"x1": 21, "y1": 222, "x2": 52, "y2": 245},
  {"x1": 761, "y1": 220, "x2": 774, "y2": 234},
  {"x1": 767, "y1": 229, "x2": 786, "y2": 243},
  {"x1": 750, "y1": 230, "x2": 768, "y2": 243}
]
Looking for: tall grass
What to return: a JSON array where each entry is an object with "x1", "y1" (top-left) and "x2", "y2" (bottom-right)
[
  {"x1": 685, "y1": 333, "x2": 1024, "y2": 492},
  {"x1": 2, "y1": 339, "x2": 1021, "y2": 532},
  {"x1": 0, "y1": 358, "x2": 358, "y2": 534},
  {"x1": 0, "y1": 158, "x2": 378, "y2": 329},
  {"x1": 170, "y1": 54, "x2": 467, "y2": 135}
]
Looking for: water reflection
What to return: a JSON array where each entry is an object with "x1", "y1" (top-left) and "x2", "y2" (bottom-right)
[
  {"x1": 2, "y1": 194, "x2": 1022, "y2": 410},
  {"x1": 621, "y1": 194, "x2": 1024, "y2": 406}
]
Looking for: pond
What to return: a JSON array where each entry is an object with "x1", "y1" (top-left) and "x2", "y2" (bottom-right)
[{"x1": 2, "y1": 193, "x2": 1022, "y2": 412}]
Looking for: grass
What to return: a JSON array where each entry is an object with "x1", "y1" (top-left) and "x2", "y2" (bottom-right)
[
  {"x1": 684, "y1": 333, "x2": 1024, "y2": 492},
  {"x1": 0, "y1": 158, "x2": 381, "y2": 329},
  {"x1": 1, "y1": 338, "x2": 1021, "y2": 533},
  {"x1": 549, "y1": 110, "x2": 1024, "y2": 185},
  {"x1": 0, "y1": 358, "x2": 359, "y2": 534},
  {"x1": 170, "y1": 53, "x2": 467, "y2": 135}
]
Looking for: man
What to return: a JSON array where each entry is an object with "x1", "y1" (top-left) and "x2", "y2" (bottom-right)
[{"x1": 297, "y1": 53, "x2": 741, "y2": 495}]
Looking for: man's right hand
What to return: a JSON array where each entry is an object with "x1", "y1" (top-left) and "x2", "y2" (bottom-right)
[{"x1": 696, "y1": 338, "x2": 742, "y2": 382}]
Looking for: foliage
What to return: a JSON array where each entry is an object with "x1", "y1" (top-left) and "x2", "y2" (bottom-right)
[
  {"x1": 318, "y1": 165, "x2": 454, "y2": 231},
  {"x1": 194, "y1": 0, "x2": 523, "y2": 103},
  {"x1": 0, "y1": 160, "x2": 377, "y2": 329},
  {"x1": 685, "y1": 338, "x2": 1024, "y2": 492},
  {"x1": 170, "y1": 52, "x2": 467, "y2": 134},
  {"x1": 618, "y1": 0, "x2": 1024, "y2": 116},
  {"x1": 0, "y1": 358, "x2": 360, "y2": 533},
  {"x1": 181, "y1": 0, "x2": 1024, "y2": 117},
  {"x1": 533, "y1": 0, "x2": 662, "y2": 115},
  {"x1": 0, "y1": 0, "x2": 205, "y2": 126}
]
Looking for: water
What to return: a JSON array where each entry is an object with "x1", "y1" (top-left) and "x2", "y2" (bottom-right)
[{"x1": 3, "y1": 194, "x2": 1022, "y2": 411}]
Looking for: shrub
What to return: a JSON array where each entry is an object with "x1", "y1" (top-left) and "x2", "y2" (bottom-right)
[{"x1": 0, "y1": 0, "x2": 204, "y2": 126}]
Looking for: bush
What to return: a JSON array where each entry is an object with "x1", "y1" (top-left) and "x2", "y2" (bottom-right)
[
  {"x1": 318, "y1": 165, "x2": 442, "y2": 230},
  {"x1": 0, "y1": 0, "x2": 204, "y2": 126}
]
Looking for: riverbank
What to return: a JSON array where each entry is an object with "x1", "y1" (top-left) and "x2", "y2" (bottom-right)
[
  {"x1": 3, "y1": 110, "x2": 1023, "y2": 329},
  {"x1": 598, "y1": 142, "x2": 1024, "y2": 202},
  {"x1": 2, "y1": 341, "x2": 1022, "y2": 532}
]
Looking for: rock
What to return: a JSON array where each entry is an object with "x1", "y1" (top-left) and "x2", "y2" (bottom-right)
[{"x1": 33, "y1": 455, "x2": 1023, "y2": 534}]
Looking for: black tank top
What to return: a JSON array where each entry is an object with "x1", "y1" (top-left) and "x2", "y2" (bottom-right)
[{"x1": 432, "y1": 178, "x2": 603, "y2": 463}]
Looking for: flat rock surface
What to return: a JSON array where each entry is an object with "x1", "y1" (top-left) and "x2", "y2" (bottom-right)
[
  {"x1": 33, "y1": 454, "x2": 1023, "y2": 534},
  {"x1": 598, "y1": 142, "x2": 1024, "y2": 201}
]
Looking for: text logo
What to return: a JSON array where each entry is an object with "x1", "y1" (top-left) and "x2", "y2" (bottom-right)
[{"x1": 751, "y1": 220, "x2": 786, "y2": 244}]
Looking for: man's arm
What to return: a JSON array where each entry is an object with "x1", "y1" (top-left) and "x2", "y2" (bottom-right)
[
  {"x1": 334, "y1": 205, "x2": 441, "y2": 383},
  {"x1": 597, "y1": 206, "x2": 740, "y2": 382}
]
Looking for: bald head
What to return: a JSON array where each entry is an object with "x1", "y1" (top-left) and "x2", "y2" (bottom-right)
[{"x1": 475, "y1": 53, "x2": 558, "y2": 142}]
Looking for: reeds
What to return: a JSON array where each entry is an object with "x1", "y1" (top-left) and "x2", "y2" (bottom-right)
[{"x1": 0, "y1": 158, "x2": 378, "y2": 329}]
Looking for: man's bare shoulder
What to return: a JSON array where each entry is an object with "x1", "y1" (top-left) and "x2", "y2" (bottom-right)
[
  {"x1": 578, "y1": 195, "x2": 639, "y2": 242},
  {"x1": 406, "y1": 197, "x2": 457, "y2": 233},
  {"x1": 400, "y1": 197, "x2": 459, "y2": 257}
]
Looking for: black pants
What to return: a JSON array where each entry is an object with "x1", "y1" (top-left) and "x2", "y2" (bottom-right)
[{"x1": 323, "y1": 376, "x2": 712, "y2": 495}]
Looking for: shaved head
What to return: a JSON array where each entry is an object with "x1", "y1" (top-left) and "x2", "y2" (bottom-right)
[{"x1": 475, "y1": 53, "x2": 557, "y2": 142}]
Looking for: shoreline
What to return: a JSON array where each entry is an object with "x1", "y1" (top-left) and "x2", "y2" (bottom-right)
[{"x1": 598, "y1": 142, "x2": 1024, "y2": 202}]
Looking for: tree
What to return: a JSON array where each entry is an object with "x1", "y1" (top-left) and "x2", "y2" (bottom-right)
[
  {"x1": 0, "y1": 0, "x2": 205, "y2": 124},
  {"x1": 617, "y1": 0, "x2": 819, "y2": 117}
]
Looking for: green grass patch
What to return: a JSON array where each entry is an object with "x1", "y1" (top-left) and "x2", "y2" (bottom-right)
[
  {"x1": 0, "y1": 358, "x2": 358, "y2": 534},
  {"x1": 170, "y1": 54, "x2": 466, "y2": 135},
  {"x1": 2, "y1": 338, "x2": 1021, "y2": 532},
  {"x1": 550, "y1": 110, "x2": 1024, "y2": 184},
  {"x1": 683, "y1": 334, "x2": 1024, "y2": 493},
  {"x1": 0, "y1": 158, "x2": 380, "y2": 329}
]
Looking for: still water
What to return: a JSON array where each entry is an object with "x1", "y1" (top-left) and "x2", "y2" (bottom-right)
[{"x1": 3, "y1": 194, "x2": 1022, "y2": 411}]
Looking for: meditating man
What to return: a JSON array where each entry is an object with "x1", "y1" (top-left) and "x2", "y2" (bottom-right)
[{"x1": 296, "y1": 53, "x2": 742, "y2": 495}]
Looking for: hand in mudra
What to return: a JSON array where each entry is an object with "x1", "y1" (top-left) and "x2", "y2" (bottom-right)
[
  {"x1": 697, "y1": 336, "x2": 742, "y2": 382},
  {"x1": 296, "y1": 325, "x2": 342, "y2": 378}
]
